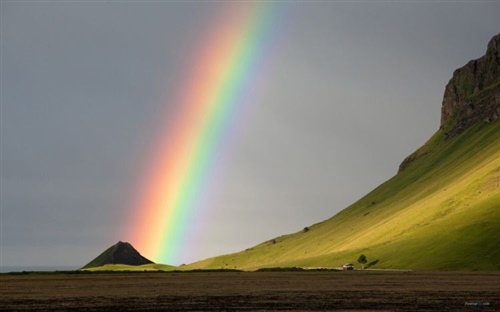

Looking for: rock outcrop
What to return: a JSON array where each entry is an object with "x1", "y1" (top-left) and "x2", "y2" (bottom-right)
[
  {"x1": 440, "y1": 33, "x2": 500, "y2": 140},
  {"x1": 399, "y1": 33, "x2": 500, "y2": 173},
  {"x1": 81, "y1": 241, "x2": 154, "y2": 269}
]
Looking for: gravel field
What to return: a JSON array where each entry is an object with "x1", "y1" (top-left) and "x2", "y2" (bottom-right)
[{"x1": 1, "y1": 271, "x2": 498, "y2": 311}]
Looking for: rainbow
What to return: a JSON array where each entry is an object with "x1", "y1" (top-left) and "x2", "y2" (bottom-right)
[{"x1": 128, "y1": 2, "x2": 281, "y2": 264}]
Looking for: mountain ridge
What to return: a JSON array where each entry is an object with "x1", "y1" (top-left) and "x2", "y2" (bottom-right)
[
  {"x1": 440, "y1": 33, "x2": 500, "y2": 138},
  {"x1": 399, "y1": 33, "x2": 500, "y2": 173},
  {"x1": 185, "y1": 33, "x2": 500, "y2": 271}
]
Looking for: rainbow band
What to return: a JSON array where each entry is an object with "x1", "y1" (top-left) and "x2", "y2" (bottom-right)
[{"x1": 130, "y1": 2, "x2": 279, "y2": 264}]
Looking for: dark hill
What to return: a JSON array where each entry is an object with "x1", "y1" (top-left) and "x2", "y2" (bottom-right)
[{"x1": 82, "y1": 241, "x2": 154, "y2": 269}]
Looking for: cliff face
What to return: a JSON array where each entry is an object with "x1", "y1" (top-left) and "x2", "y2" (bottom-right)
[
  {"x1": 440, "y1": 33, "x2": 500, "y2": 140},
  {"x1": 399, "y1": 33, "x2": 500, "y2": 173}
]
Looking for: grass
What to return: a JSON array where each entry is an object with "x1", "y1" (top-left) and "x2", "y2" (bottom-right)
[
  {"x1": 81, "y1": 263, "x2": 176, "y2": 272},
  {"x1": 184, "y1": 120, "x2": 500, "y2": 270}
]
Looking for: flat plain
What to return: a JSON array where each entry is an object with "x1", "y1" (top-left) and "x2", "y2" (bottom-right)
[{"x1": 1, "y1": 271, "x2": 499, "y2": 311}]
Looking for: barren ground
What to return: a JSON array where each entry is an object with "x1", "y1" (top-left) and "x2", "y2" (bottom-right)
[{"x1": 1, "y1": 271, "x2": 498, "y2": 311}]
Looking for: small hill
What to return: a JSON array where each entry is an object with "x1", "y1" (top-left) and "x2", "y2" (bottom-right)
[
  {"x1": 185, "y1": 33, "x2": 500, "y2": 271},
  {"x1": 82, "y1": 263, "x2": 176, "y2": 272},
  {"x1": 81, "y1": 241, "x2": 154, "y2": 269}
]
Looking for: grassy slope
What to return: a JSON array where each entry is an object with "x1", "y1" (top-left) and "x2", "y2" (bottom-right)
[
  {"x1": 186, "y1": 120, "x2": 500, "y2": 270},
  {"x1": 81, "y1": 244, "x2": 118, "y2": 269},
  {"x1": 81, "y1": 263, "x2": 176, "y2": 272}
]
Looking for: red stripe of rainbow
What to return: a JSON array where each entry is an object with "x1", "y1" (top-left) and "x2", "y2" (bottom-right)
[{"x1": 129, "y1": 2, "x2": 279, "y2": 264}]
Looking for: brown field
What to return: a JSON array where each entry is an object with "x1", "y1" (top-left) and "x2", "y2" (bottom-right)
[{"x1": 1, "y1": 270, "x2": 499, "y2": 311}]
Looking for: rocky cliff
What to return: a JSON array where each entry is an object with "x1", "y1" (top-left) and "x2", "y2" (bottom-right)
[
  {"x1": 399, "y1": 33, "x2": 500, "y2": 173},
  {"x1": 440, "y1": 33, "x2": 500, "y2": 139}
]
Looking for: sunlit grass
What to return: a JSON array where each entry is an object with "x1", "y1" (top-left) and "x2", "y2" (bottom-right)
[
  {"x1": 81, "y1": 263, "x2": 176, "y2": 272},
  {"x1": 186, "y1": 121, "x2": 500, "y2": 270}
]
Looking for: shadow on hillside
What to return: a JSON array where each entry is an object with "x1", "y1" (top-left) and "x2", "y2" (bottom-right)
[{"x1": 366, "y1": 260, "x2": 379, "y2": 269}]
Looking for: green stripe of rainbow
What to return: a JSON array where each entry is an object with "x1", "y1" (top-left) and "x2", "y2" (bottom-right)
[{"x1": 129, "y1": 2, "x2": 280, "y2": 264}]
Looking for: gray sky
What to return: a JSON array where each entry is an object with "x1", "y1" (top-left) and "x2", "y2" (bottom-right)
[{"x1": 1, "y1": 1, "x2": 499, "y2": 268}]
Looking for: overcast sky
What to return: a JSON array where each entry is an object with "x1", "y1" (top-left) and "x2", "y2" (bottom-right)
[{"x1": 1, "y1": 1, "x2": 498, "y2": 268}]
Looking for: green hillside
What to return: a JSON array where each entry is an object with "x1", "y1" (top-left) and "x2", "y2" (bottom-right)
[
  {"x1": 185, "y1": 121, "x2": 499, "y2": 271},
  {"x1": 185, "y1": 34, "x2": 500, "y2": 271}
]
